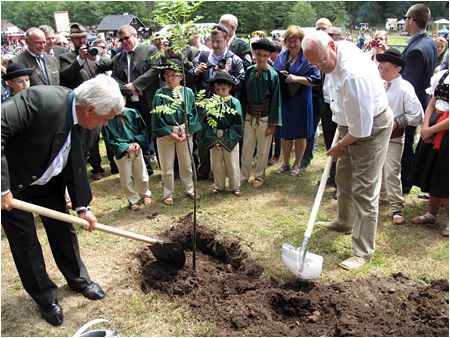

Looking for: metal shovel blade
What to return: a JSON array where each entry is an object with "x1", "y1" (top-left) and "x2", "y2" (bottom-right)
[
  {"x1": 282, "y1": 243, "x2": 323, "y2": 279},
  {"x1": 149, "y1": 242, "x2": 186, "y2": 267}
]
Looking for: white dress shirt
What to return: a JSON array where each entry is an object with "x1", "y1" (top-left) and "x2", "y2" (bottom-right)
[
  {"x1": 328, "y1": 41, "x2": 389, "y2": 138},
  {"x1": 384, "y1": 75, "x2": 423, "y2": 127}
]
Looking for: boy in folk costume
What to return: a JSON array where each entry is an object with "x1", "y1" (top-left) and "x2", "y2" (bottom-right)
[
  {"x1": 376, "y1": 48, "x2": 423, "y2": 224},
  {"x1": 240, "y1": 38, "x2": 281, "y2": 188},
  {"x1": 1, "y1": 62, "x2": 33, "y2": 102},
  {"x1": 201, "y1": 72, "x2": 243, "y2": 196},
  {"x1": 151, "y1": 59, "x2": 201, "y2": 205},
  {"x1": 102, "y1": 85, "x2": 152, "y2": 211}
]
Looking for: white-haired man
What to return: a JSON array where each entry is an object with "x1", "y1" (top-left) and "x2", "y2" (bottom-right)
[
  {"x1": 219, "y1": 14, "x2": 253, "y2": 69},
  {"x1": 1, "y1": 75, "x2": 124, "y2": 326},
  {"x1": 302, "y1": 31, "x2": 393, "y2": 271}
]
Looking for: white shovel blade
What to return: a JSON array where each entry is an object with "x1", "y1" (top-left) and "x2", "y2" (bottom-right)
[{"x1": 282, "y1": 243, "x2": 323, "y2": 279}]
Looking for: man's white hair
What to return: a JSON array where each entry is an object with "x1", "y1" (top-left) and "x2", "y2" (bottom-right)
[
  {"x1": 74, "y1": 75, "x2": 124, "y2": 116},
  {"x1": 302, "y1": 30, "x2": 332, "y2": 54},
  {"x1": 220, "y1": 14, "x2": 238, "y2": 29}
]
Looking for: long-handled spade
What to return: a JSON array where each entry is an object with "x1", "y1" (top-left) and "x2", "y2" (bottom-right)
[
  {"x1": 12, "y1": 199, "x2": 186, "y2": 267},
  {"x1": 282, "y1": 130, "x2": 339, "y2": 279}
]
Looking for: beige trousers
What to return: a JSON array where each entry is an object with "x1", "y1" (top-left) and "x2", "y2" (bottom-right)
[
  {"x1": 240, "y1": 116, "x2": 272, "y2": 180},
  {"x1": 334, "y1": 108, "x2": 393, "y2": 258},
  {"x1": 114, "y1": 148, "x2": 151, "y2": 205},
  {"x1": 157, "y1": 124, "x2": 194, "y2": 199},
  {"x1": 380, "y1": 135, "x2": 405, "y2": 212},
  {"x1": 210, "y1": 129, "x2": 240, "y2": 191}
]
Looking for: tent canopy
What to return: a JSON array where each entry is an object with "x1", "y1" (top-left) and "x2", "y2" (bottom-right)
[{"x1": 438, "y1": 26, "x2": 449, "y2": 34}]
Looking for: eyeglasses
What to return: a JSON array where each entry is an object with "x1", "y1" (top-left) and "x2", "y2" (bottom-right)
[
  {"x1": 311, "y1": 55, "x2": 328, "y2": 69},
  {"x1": 403, "y1": 16, "x2": 412, "y2": 21},
  {"x1": 118, "y1": 35, "x2": 132, "y2": 43},
  {"x1": 165, "y1": 74, "x2": 181, "y2": 79},
  {"x1": 255, "y1": 52, "x2": 270, "y2": 58}
]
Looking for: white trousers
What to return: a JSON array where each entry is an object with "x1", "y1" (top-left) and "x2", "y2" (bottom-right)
[
  {"x1": 210, "y1": 129, "x2": 240, "y2": 191},
  {"x1": 114, "y1": 148, "x2": 151, "y2": 205},
  {"x1": 240, "y1": 116, "x2": 272, "y2": 180},
  {"x1": 157, "y1": 125, "x2": 194, "y2": 199},
  {"x1": 380, "y1": 135, "x2": 405, "y2": 212}
]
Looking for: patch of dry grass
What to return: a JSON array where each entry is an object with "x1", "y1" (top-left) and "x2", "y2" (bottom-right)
[{"x1": 2, "y1": 134, "x2": 448, "y2": 337}]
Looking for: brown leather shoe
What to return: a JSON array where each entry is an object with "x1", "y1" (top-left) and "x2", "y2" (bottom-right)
[
  {"x1": 187, "y1": 192, "x2": 200, "y2": 200},
  {"x1": 379, "y1": 199, "x2": 389, "y2": 206},
  {"x1": 393, "y1": 212, "x2": 405, "y2": 225},
  {"x1": 339, "y1": 255, "x2": 371, "y2": 270},
  {"x1": 163, "y1": 198, "x2": 174, "y2": 205},
  {"x1": 442, "y1": 228, "x2": 449, "y2": 237},
  {"x1": 209, "y1": 189, "x2": 220, "y2": 195},
  {"x1": 316, "y1": 221, "x2": 353, "y2": 234},
  {"x1": 142, "y1": 197, "x2": 152, "y2": 205},
  {"x1": 252, "y1": 177, "x2": 264, "y2": 188},
  {"x1": 129, "y1": 204, "x2": 140, "y2": 211},
  {"x1": 232, "y1": 189, "x2": 243, "y2": 197},
  {"x1": 411, "y1": 214, "x2": 439, "y2": 224}
]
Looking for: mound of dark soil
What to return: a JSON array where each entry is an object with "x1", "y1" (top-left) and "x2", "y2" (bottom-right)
[{"x1": 138, "y1": 214, "x2": 449, "y2": 337}]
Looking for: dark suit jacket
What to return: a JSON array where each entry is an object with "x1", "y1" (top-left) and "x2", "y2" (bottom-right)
[
  {"x1": 60, "y1": 50, "x2": 112, "y2": 89},
  {"x1": 10, "y1": 50, "x2": 60, "y2": 86},
  {"x1": 112, "y1": 43, "x2": 160, "y2": 115},
  {"x1": 402, "y1": 31, "x2": 438, "y2": 110},
  {"x1": 229, "y1": 36, "x2": 253, "y2": 69},
  {"x1": 49, "y1": 45, "x2": 70, "y2": 59},
  {"x1": 1, "y1": 86, "x2": 91, "y2": 207}
]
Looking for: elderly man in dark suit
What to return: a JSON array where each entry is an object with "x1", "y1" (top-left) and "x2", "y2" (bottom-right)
[
  {"x1": 60, "y1": 23, "x2": 114, "y2": 180},
  {"x1": 112, "y1": 25, "x2": 160, "y2": 175},
  {"x1": 39, "y1": 25, "x2": 70, "y2": 59},
  {"x1": 1, "y1": 75, "x2": 124, "y2": 327},
  {"x1": 9, "y1": 27, "x2": 60, "y2": 86},
  {"x1": 219, "y1": 14, "x2": 253, "y2": 69},
  {"x1": 400, "y1": 3, "x2": 438, "y2": 194}
]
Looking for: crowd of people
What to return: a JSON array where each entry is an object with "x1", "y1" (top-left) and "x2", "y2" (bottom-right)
[{"x1": 1, "y1": 4, "x2": 448, "y2": 327}]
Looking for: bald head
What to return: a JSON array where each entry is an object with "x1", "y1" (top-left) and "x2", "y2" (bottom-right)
[
  {"x1": 26, "y1": 27, "x2": 46, "y2": 56},
  {"x1": 316, "y1": 18, "x2": 332, "y2": 32}
]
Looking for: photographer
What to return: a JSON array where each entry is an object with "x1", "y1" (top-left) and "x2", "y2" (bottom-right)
[
  {"x1": 362, "y1": 31, "x2": 388, "y2": 64},
  {"x1": 60, "y1": 23, "x2": 113, "y2": 180},
  {"x1": 190, "y1": 24, "x2": 245, "y2": 180}
]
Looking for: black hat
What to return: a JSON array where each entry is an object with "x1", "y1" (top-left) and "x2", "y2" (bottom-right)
[
  {"x1": 251, "y1": 38, "x2": 276, "y2": 53},
  {"x1": 210, "y1": 72, "x2": 235, "y2": 88},
  {"x1": 160, "y1": 58, "x2": 183, "y2": 82},
  {"x1": 119, "y1": 84, "x2": 133, "y2": 97},
  {"x1": 376, "y1": 48, "x2": 407, "y2": 68},
  {"x1": 69, "y1": 22, "x2": 90, "y2": 37},
  {"x1": 2, "y1": 62, "x2": 33, "y2": 81}
]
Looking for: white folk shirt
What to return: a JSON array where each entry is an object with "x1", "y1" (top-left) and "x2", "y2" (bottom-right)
[
  {"x1": 384, "y1": 75, "x2": 423, "y2": 127},
  {"x1": 328, "y1": 41, "x2": 389, "y2": 138}
]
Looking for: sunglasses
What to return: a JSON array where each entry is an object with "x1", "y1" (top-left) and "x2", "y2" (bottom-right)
[
  {"x1": 211, "y1": 25, "x2": 228, "y2": 34},
  {"x1": 118, "y1": 35, "x2": 132, "y2": 43},
  {"x1": 403, "y1": 16, "x2": 413, "y2": 21}
]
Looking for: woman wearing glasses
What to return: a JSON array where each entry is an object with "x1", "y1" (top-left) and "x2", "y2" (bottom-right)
[{"x1": 273, "y1": 25, "x2": 321, "y2": 177}]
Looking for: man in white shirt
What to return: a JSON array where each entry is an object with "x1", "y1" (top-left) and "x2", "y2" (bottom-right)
[{"x1": 303, "y1": 31, "x2": 393, "y2": 271}]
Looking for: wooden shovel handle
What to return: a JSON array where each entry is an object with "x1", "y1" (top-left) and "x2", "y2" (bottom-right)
[
  {"x1": 12, "y1": 199, "x2": 162, "y2": 245},
  {"x1": 304, "y1": 129, "x2": 340, "y2": 238}
]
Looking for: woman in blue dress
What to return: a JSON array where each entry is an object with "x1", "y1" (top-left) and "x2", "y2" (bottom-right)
[{"x1": 273, "y1": 25, "x2": 321, "y2": 176}]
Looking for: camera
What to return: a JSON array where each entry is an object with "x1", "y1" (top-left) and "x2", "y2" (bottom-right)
[
  {"x1": 86, "y1": 42, "x2": 99, "y2": 56},
  {"x1": 371, "y1": 39, "x2": 380, "y2": 47},
  {"x1": 205, "y1": 58, "x2": 227, "y2": 70}
]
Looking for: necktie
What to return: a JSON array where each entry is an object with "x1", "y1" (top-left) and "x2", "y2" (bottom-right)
[
  {"x1": 36, "y1": 56, "x2": 49, "y2": 84},
  {"x1": 127, "y1": 51, "x2": 134, "y2": 83}
]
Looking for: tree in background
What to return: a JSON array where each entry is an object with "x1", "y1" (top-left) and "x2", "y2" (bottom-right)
[{"x1": 284, "y1": 2, "x2": 317, "y2": 28}]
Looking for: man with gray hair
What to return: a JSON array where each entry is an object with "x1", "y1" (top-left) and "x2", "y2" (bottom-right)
[
  {"x1": 39, "y1": 25, "x2": 70, "y2": 59},
  {"x1": 1, "y1": 74, "x2": 123, "y2": 326},
  {"x1": 219, "y1": 14, "x2": 253, "y2": 69},
  {"x1": 9, "y1": 27, "x2": 60, "y2": 86},
  {"x1": 303, "y1": 31, "x2": 393, "y2": 271}
]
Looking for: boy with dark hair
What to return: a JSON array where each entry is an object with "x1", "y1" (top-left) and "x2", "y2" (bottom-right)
[
  {"x1": 240, "y1": 39, "x2": 281, "y2": 188},
  {"x1": 376, "y1": 48, "x2": 423, "y2": 224},
  {"x1": 202, "y1": 72, "x2": 243, "y2": 196},
  {"x1": 1, "y1": 62, "x2": 33, "y2": 102}
]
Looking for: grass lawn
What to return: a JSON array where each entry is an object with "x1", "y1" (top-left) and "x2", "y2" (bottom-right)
[{"x1": 1, "y1": 126, "x2": 448, "y2": 337}]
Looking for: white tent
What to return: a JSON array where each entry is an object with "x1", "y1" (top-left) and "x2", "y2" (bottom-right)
[{"x1": 433, "y1": 18, "x2": 449, "y2": 31}]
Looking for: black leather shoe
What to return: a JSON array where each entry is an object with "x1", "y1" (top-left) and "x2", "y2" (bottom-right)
[
  {"x1": 39, "y1": 300, "x2": 63, "y2": 326},
  {"x1": 79, "y1": 282, "x2": 105, "y2": 300}
]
